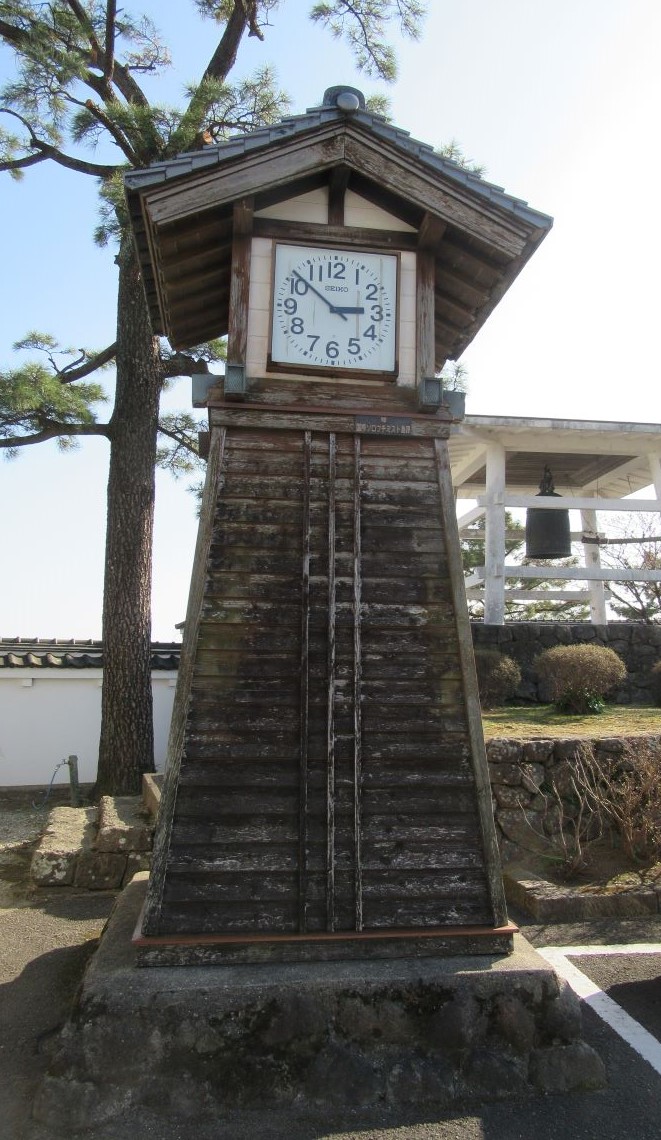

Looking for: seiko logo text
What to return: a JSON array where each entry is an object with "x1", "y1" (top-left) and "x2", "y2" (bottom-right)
[{"x1": 324, "y1": 285, "x2": 349, "y2": 292}]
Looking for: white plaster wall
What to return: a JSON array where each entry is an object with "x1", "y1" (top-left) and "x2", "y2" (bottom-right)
[{"x1": 0, "y1": 671, "x2": 177, "y2": 786}]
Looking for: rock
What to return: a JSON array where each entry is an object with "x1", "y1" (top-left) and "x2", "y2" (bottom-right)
[{"x1": 530, "y1": 1041, "x2": 606, "y2": 1092}]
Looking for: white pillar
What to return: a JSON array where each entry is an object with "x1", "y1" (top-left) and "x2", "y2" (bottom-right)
[
  {"x1": 581, "y1": 503, "x2": 607, "y2": 624},
  {"x1": 648, "y1": 454, "x2": 661, "y2": 502},
  {"x1": 484, "y1": 443, "x2": 506, "y2": 625}
]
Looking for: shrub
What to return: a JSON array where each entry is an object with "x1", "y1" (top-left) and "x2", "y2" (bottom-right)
[
  {"x1": 535, "y1": 644, "x2": 626, "y2": 714},
  {"x1": 474, "y1": 649, "x2": 521, "y2": 708},
  {"x1": 652, "y1": 660, "x2": 661, "y2": 707}
]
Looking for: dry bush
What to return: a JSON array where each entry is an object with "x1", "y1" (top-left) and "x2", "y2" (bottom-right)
[
  {"x1": 474, "y1": 649, "x2": 521, "y2": 708},
  {"x1": 587, "y1": 739, "x2": 661, "y2": 861},
  {"x1": 520, "y1": 745, "x2": 606, "y2": 878},
  {"x1": 535, "y1": 644, "x2": 626, "y2": 714}
]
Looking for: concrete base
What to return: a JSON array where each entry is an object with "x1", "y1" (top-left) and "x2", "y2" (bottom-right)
[{"x1": 33, "y1": 874, "x2": 605, "y2": 1135}]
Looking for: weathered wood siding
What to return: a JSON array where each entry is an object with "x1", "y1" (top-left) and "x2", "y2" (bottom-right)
[{"x1": 154, "y1": 423, "x2": 495, "y2": 937}]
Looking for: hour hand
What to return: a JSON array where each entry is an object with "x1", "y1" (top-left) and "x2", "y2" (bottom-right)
[{"x1": 330, "y1": 305, "x2": 365, "y2": 315}]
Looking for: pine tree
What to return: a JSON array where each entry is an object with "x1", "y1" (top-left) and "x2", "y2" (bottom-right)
[{"x1": 0, "y1": 1, "x2": 425, "y2": 793}]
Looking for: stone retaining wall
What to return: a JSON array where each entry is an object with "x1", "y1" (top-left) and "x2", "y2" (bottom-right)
[
  {"x1": 486, "y1": 733, "x2": 661, "y2": 863},
  {"x1": 472, "y1": 622, "x2": 661, "y2": 704}
]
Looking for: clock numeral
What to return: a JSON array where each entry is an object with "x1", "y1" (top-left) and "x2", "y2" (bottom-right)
[
  {"x1": 364, "y1": 325, "x2": 377, "y2": 341},
  {"x1": 331, "y1": 262, "x2": 346, "y2": 280},
  {"x1": 283, "y1": 297, "x2": 297, "y2": 315},
  {"x1": 365, "y1": 283, "x2": 379, "y2": 301},
  {"x1": 325, "y1": 340, "x2": 340, "y2": 359},
  {"x1": 347, "y1": 338, "x2": 361, "y2": 354},
  {"x1": 306, "y1": 335, "x2": 319, "y2": 351},
  {"x1": 291, "y1": 317, "x2": 304, "y2": 335},
  {"x1": 370, "y1": 305, "x2": 384, "y2": 323},
  {"x1": 291, "y1": 278, "x2": 308, "y2": 295}
]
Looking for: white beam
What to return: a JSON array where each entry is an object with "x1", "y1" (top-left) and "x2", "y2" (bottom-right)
[
  {"x1": 483, "y1": 495, "x2": 661, "y2": 512},
  {"x1": 484, "y1": 443, "x2": 506, "y2": 625},
  {"x1": 456, "y1": 505, "x2": 485, "y2": 530},
  {"x1": 502, "y1": 565, "x2": 661, "y2": 582}
]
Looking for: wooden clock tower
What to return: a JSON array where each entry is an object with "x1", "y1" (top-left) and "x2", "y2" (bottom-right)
[{"x1": 125, "y1": 87, "x2": 552, "y2": 964}]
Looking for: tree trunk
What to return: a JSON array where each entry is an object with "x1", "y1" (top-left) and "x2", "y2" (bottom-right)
[{"x1": 95, "y1": 237, "x2": 164, "y2": 796}]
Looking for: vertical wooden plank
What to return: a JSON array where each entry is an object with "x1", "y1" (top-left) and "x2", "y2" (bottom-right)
[
  {"x1": 416, "y1": 247, "x2": 436, "y2": 384},
  {"x1": 328, "y1": 166, "x2": 349, "y2": 226},
  {"x1": 143, "y1": 427, "x2": 228, "y2": 935},
  {"x1": 433, "y1": 438, "x2": 509, "y2": 928},
  {"x1": 326, "y1": 432, "x2": 337, "y2": 931},
  {"x1": 352, "y1": 432, "x2": 364, "y2": 931},
  {"x1": 226, "y1": 197, "x2": 254, "y2": 367},
  {"x1": 298, "y1": 429, "x2": 312, "y2": 932}
]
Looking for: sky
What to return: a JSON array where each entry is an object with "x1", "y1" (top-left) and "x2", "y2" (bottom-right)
[{"x1": 1, "y1": 0, "x2": 660, "y2": 641}]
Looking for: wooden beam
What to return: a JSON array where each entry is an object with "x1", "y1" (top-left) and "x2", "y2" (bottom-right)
[
  {"x1": 328, "y1": 165, "x2": 350, "y2": 226},
  {"x1": 253, "y1": 217, "x2": 417, "y2": 250},
  {"x1": 227, "y1": 198, "x2": 254, "y2": 369},
  {"x1": 416, "y1": 247, "x2": 435, "y2": 386},
  {"x1": 483, "y1": 444, "x2": 506, "y2": 624},
  {"x1": 418, "y1": 211, "x2": 447, "y2": 252}
]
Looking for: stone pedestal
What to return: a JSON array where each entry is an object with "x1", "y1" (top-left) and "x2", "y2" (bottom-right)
[{"x1": 33, "y1": 875, "x2": 605, "y2": 1135}]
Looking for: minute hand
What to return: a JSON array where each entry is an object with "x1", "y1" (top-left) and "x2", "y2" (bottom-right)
[{"x1": 292, "y1": 271, "x2": 348, "y2": 321}]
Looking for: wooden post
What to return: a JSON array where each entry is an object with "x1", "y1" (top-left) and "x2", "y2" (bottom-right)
[
  {"x1": 226, "y1": 198, "x2": 254, "y2": 389},
  {"x1": 484, "y1": 443, "x2": 506, "y2": 625},
  {"x1": 581, "y1": 502, "x2": 607, "y2": 624}
]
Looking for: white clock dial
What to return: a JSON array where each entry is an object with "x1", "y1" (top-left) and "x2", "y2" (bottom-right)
[{"x1": 270, "y1": 244, "x2": 398, "y2": 374}]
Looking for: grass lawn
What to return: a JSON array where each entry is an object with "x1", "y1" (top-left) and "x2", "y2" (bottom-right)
[{"x1": 482, "y1": 704, "x2": 661, "y2": 740}]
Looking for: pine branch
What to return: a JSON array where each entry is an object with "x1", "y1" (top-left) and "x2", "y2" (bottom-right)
[
  {"x1": 0, "y1": 108, "x2": 119, "y2": 175},
  {"x1": 104, "y1": 0, "x2": 117, "y2": 82},
  {"x1": 58, "y1": 342, "x2": 117, "y2": 383},
  {"x1": 82, "y1": 97, "x2": 138, "y2": 162},
  {"x1": 0, "y1": 421, "x2": 110, "y2": 449},
  {"x1": 202, "y1": 1, "x2": 251, "y2": 85}
]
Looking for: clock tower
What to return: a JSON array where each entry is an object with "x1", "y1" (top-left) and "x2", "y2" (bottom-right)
[{"x1": 125, "y1": 86, "x2": 552, "y2": 963}]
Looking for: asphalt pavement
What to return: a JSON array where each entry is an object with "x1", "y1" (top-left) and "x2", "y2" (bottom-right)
[{"x1": 5, "y1": 806, "x2": 661, "y2": 1140}]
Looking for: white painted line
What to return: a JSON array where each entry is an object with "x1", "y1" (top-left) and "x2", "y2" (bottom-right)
[{"x1": 539, "y1": 945, "x2": 661, "y2": 1077}]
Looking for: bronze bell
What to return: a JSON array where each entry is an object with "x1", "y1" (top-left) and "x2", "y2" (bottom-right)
[{"x1": 525, "y1": 466, "x2": 572, "y2": 559}]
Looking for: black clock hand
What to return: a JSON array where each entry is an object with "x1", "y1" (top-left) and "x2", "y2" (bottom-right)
[
  {"x1": 330, "y1": 305, "x2": 365, "y2": 315},
  {"x1": 292, "y1": 271, "x2": 348, "y2": 321}
]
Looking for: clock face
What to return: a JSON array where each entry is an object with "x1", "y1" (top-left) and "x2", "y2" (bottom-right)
[{"x1": 270, "y1": 244, "x2": 398, "y2": 375}]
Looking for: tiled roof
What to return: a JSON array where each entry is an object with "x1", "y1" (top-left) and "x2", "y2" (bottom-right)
[
  {"x1": 0, "y1": 639, "x2": 181, "y2": 670},
  {"x1": 124, "y1": 87, "x2": 551, "y2": 231}
]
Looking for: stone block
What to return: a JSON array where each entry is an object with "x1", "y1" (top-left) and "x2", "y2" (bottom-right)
[
  {"x1": 30, "y1": 806, "x2": 96, "y2": 886},
  {"x1": 489, "y1": 763, "x2": 522, "y2": 786},
  {"x1": 75, "y1": 851, "x2": 127, "y2": 890},
  {"x1": 96, "y1": 795, "x2": 152, "y2": 853},
  {"x1": 142, "y1": 773, "x2": 163, "y2": 819},
  {"x1": 521, "y1": 762, "x2": 546, "y2": 793},
  {"x1": 122, "y1": 852, "x2": 152, "y2": 887},
  {"x1": 522, "y1": 740, "x2": 554, "y2": 765}
]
